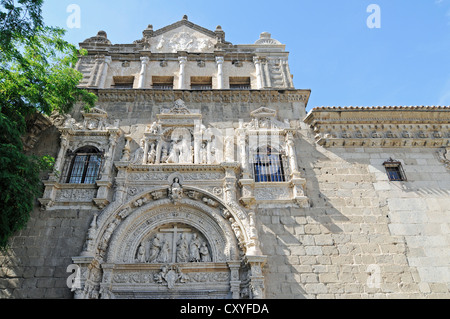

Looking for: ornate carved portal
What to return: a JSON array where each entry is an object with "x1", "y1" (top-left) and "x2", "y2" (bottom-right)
[
  {"x1": 72, "y1": 192, "x2": 265, "y2": 299},
  {"x1": 70, "y1": 100, "x2": 271, "y2": 299}
]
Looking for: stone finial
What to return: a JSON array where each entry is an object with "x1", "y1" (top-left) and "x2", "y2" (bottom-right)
[
  {"x1": 254, "y1": 31, "x2": 281, "y2": 45},
  {"x1": 182, "y1": 14, "x2": 188, "y2": 20},
  {"x1": 97, "y1": 30, "x2": 108, "y2": 38}
]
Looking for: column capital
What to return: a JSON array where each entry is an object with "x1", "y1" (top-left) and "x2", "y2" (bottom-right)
[
  {"x1": 178, "y1": 56, "x2": 187, "y2": 64},
  {"x1": 215, "y1": 56, "x2": 224, "y2": 64},
  {"x1": 253, "y1": 56, "x2": 262, "y2": 64},
  {"x1": 140, "y1": 56, "x2": 150, "y2": 64}
]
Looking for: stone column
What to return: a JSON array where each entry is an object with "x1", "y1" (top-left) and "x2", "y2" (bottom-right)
[
  {"x1": 54, "y1": 134, "x2": 70, "y2": 175},
  {"x1": 282, "y1": 58, "x2": 294, "y2": 88},
  {"x1": 263, "y1": 59, "x2": 271, "y2": 88},
  {"x1": 216, "y1": 56, "x2": 224, "y2": 89},
  {"x1": 87, "y1": 58, "x2": 100, "y2": 87},
  {"x1": 237, "y1": 127, "x2": 250, "y2": 177},
  {"x1": 253, "y1": 57, "x2": 263, "y2": 89},
  {"x1": 142, "y1": 138, "x2": 150, "y2": 164},
  {"x1": 227, "y1": 261, "x2": 241, "y2": 299},
  {"x1": 155, "y1": 136, "x2": 163, "y2": 164},
  {"x1": 285, "y1": 131, "x2": 300, "y2": 177},
  {"x1": 137, "y1": 56, "x2": 150, "y2": 89},
  {"x1": 96, "y1": 56, "x2": 111, "y2": 88},
  {"x1": 194, "y1": 121, "x2": 203, "y2": 164},
  {"x1": 178, "y1": 56, "x2": 187, "y2": 89},
  {"x1": 245, "y1": 255, "x2": 267, "y2": 299}
]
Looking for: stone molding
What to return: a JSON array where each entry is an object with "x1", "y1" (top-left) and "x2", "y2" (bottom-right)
[
  {"x1": 304, "y1": 106, "x2": 450, "y2": 148},
  {"x1": 90, "y1": 88, "x2": 310, "y2": 104}
]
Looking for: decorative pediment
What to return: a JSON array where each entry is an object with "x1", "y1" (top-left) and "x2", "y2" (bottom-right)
[
  {"x1": 250, "y1": 107, "x2": 277, "y2": 118},
  {"x1": 81, "y1": 107, "x2": 108, "y2": 118},
  {"x1": 163, "y1": 99, "x2": 192, "y2": 115}
]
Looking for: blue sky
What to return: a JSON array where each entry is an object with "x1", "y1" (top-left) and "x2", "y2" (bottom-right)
[{"x1": 42, "y1": 0, "x2": 450, "y2": 111}]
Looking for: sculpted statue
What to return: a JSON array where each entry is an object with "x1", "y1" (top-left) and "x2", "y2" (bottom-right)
[
  {"x1": 157, "y1": 239, "x2": 171, "y2": 263},
  {"x1": 169, "y1": 177, "x2": 183, "y2": 203},
  {"x1": 189, "y1": 233, "x2": 201, "y2": 262},
  {"x1": 200, "y1": 242, "x2": 211, "y2": 262},
  {"x1": 147, "y1": 121, "x2": 161, "y2": 134},
  {"x1": 130, "y1": 139, "x2": 145, "y2": 164},
  {"x1": 136, "y1": 243, "x2": 146, "y2": 263},
  {"x1": 148, "y1": 234, "x2": 162, "y2": 263},
  {"x1": 147, "y1": 142, "x2": 157, "y2": 164},
  {"x1": 200, "y1": 142, "x2": 208, "y2": 164},
  {"x1": 166, "y1": 140, "x2": 180, "y2": 163},
  {"x1": 176, "y1": 233, "x2": 189, "y2": 263},
  {"x1": 160, "y1": 146, "x2": 169, "y2": 163}
]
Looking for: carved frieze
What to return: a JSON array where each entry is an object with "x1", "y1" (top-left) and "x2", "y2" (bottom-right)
[{"x1": 304, "y1": 106, "x2": 450, "y2": 148}]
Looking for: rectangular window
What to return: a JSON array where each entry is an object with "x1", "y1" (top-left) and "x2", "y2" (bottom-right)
[
  {"x1": 152, "y1": 76, "x2": 174, "y2": 90},
  {"x1": 252, "y1": 146, "x2": 286, "y2": 182},
  {"x1": 383, "y1": 158, "x2": 407, "y2": 181},
  {"x1": 63, "y1": 147, "x2": 104, "y2": 184},
  {"x1": 229, "y1": 77, "x2": 251, "y2": 90},
  {"x1": 191, "y1": 76, "x2": 212, "y2": 90},
  {"x1": 112, "y1": 76, "x2": 134, "y2": 88}
]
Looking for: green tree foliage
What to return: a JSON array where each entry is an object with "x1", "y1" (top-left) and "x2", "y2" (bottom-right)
[{"x1": 0, "y1": 0, "x2": 97, "y2": 249}]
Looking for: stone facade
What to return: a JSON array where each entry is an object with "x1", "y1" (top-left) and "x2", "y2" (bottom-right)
[{"x1": 1, "y1": 17, "x2": 449, "y2": 299}]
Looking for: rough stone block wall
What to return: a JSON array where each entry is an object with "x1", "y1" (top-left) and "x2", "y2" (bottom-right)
[
  {"x1": 0, "y1": 209, "x2": 92, "y2": 298},
  {"x1": 257, "y1": 133, "x2": 450, "y2": 298}
]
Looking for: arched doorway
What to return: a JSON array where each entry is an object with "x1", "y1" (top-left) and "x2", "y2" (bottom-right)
[{"x1": 71, "y1": 187, "x2": 265, "y2": 299}]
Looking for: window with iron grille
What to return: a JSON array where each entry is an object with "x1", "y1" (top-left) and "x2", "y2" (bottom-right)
[
  {"x1": 229, "y1": 77, "x2": 251, "y2": 90},
  {"x1": 112, "y1": 76, "x2": 134, "y2": 88},
  {"x1": 383, "y1": 158, "x2": 407, "y2": 181},
  {"x1": 62, "y1": 146, "x2": 104, "y2": 184},
  {"x1": 152, "y1": 76, "x2": 174, "y2": 90},
  {"x1": 252, "y1": 146, "x2": 286, "y2": 182},
  {"x1": 191, "y1": 76, "x2": 212, "y2": 90}
]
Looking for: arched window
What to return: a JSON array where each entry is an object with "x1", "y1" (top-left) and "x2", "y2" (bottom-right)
[
  {"x1": 64, "y1": 146, "x2": 103, "y2": 184},
  {"x1": 252, "y1": 146, "x2": 285, "y2": 182}
]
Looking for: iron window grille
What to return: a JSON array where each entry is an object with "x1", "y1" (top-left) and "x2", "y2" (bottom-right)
[
  {"x1": 383, "y1": 158, "x2": 407, "y2": 181},
  {"x1": 252, "y1": 146, "x2": 286, "y2": 182},
  {"x1": 62, "y1": 146, "x2": 104, "y2": 184}
]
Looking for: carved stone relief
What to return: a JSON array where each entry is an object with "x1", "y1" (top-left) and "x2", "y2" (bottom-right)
[{"x1": 134, "y1": 223, "x2": 211, "y2": 264}]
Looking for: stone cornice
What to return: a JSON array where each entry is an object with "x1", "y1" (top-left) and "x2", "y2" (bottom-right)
[
  {"x1": 90, "y1": 89, "x2": 311, "y2": 104},
  {"x1": 304, "y1": 106, "x2": 450, "y2": 148}
]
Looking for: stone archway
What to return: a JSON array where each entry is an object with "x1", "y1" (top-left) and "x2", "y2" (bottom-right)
[{"x1": 71, "y1": 187, "x2": 265, "y2": 299}]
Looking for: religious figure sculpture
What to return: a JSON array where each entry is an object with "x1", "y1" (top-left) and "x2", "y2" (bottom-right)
[
  {"x1": 189, "y1": 233, "x2": 201, "y2": 262},
  {"x1": 200, "y1": 142, "x2": 208, "y2": 164},
  {"x1": 176, "y1": 233, "x2": 189, "y2": 263},
  {"x1": 148, "y1": 234, "x2": 162, "y2": 263},
  {"x1": 169, "y1": 177, "x2": 183, "y2": 204},
  {"x1": 200, "y1": 242, "x2": 211, "y2": 262},
  {"x1": 157, "y1": 239, "x2": 171, "y2": 263},
  {"x1": 147, "y1": 142, "x2": 157, "y2": 164},
  {"x1": 147, "y1": 121, "x2": 161, "y2": 134},
  {"x1": 130, "y1": 139, "x2": 145, "y2": 164},
  {"x1": 160, "y1": 147, "x2": 169, "y2": 163},
  {"x1": 136, "y1": 243, "x2": 146, "y2": 263},
  {"x1": 166, "y1": 140, "x2": 180, "y2": 163}
]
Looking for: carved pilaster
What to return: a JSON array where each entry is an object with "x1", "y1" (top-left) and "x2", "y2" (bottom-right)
[
  {"x1": 228, "y1": 261, "x2": 241, "y2": 299},
  {"x1": 245, "y1": 255, "x2": 267, "y2": 299},
  {"x1": 178, "y1": 56, "x2": 187, "y2": 89},
  {"x1": 253, "y1": 56, "x2": 263, "y2": 89},
  {"x1": 216, "y1": 56, "x2": 224, "y2": 89},
  {"x1": 137, "y1": 56, "x2": 150, "y2": 89}
]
